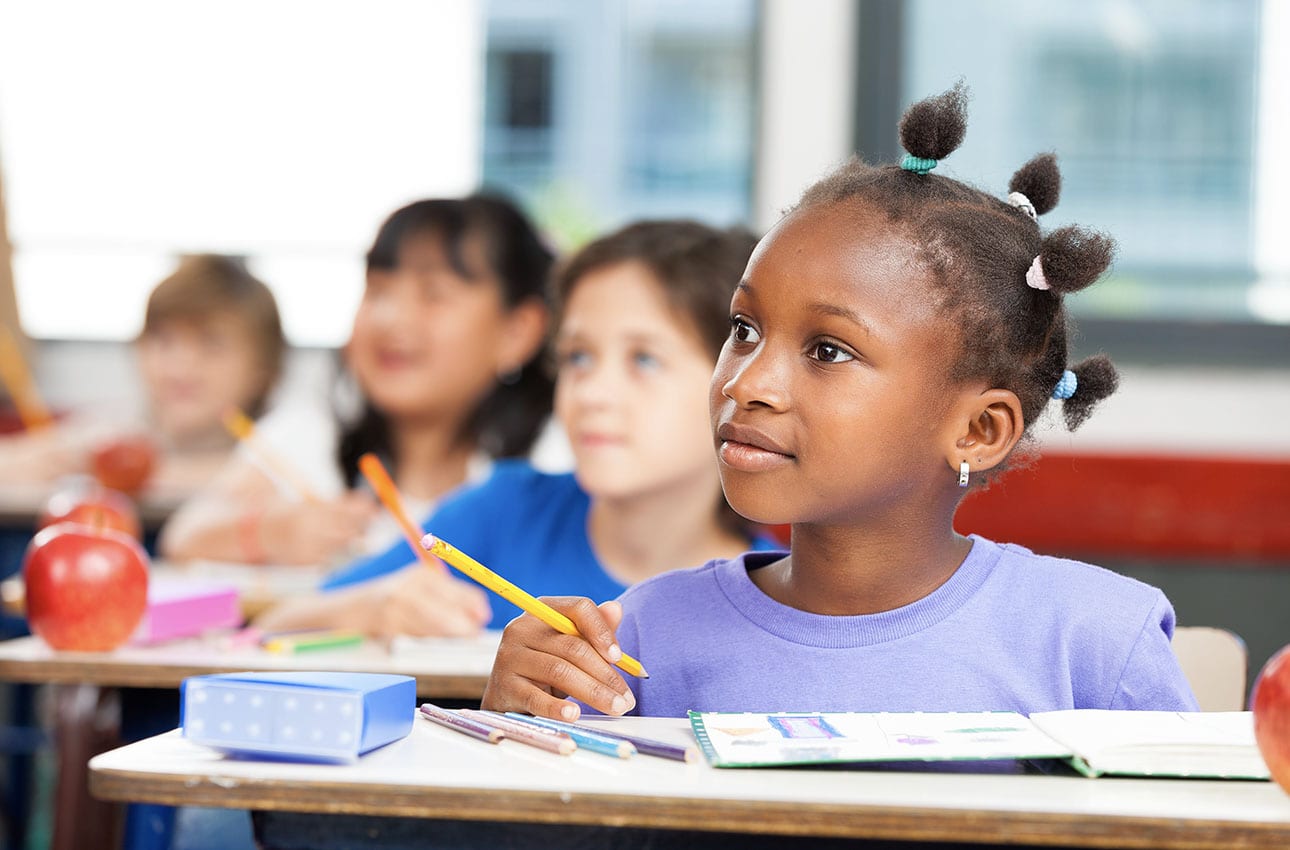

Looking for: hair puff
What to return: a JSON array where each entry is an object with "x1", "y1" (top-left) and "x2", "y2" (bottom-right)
[
  {"x1": 898, "y1": 81, "x2": 968, "y2": 162},
  {"x1": 1008, "y1": 153, "x2": 1061, "y2": 216},
  {"x1": 1037, "y1": 225, "x2": 1115, "y2": 294},
  {"x1": 1061, "y1": 354, "x2": 1119, "y2": 430}
]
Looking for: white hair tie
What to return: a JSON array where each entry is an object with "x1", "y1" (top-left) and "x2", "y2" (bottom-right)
[
  {"x1": 1025, "y1": 255, "x2": 1050, "y2": 291},
  {"x1": 1008, "y1": 191, "x2": 1037, "y2": 221}
]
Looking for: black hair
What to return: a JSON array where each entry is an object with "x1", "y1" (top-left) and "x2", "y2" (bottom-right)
[
  {"x1": 799, "y1": 81, "x2": 1119, "y2": 474},
  {"x1": 337, "y1": 193, "x2": 556, "y2": 487},
  {"x1": 549, "y1": 220, "x2": 759, "y2": 539}
]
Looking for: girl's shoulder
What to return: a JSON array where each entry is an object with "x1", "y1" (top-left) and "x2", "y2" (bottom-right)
[
  {"x1": 431, "y1": 459, "x2": 586, "y2": 527},
  {"x1": 973, "y1": 535, "x2": 1169, "y2": 612}
]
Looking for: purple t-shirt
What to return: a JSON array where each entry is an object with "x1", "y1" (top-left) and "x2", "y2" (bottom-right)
[{"x1": 612, "y1": 535, "x2": 1198, "y2": 717}]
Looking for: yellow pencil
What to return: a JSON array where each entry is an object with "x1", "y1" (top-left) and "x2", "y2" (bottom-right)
[
  {"x1": 421, "y1": 533, "x2": 648, "y2": 679},
  {"x1": 221, "y1": 407, "x2": 319, "y2": 502},
  {"x1": 0, "y1": 323, "x2": 53, "y2": 430}
]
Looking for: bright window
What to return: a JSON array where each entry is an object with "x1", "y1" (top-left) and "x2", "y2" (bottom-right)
[{"x1": 0, "y1": 1, "x2": 483, "y2": 346}]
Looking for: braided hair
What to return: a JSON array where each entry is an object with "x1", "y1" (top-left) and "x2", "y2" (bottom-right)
[{"x1": 799, "y1": 81, "x2": 1119, "y2": 446}]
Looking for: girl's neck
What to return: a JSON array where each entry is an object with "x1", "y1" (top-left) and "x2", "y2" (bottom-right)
[
  {"x1": 587, "y1": 480, "x2": 748, "y2": 587},
  {"x1": 388, "y1": 416, "x2": 478, "y2": 503},
  {"x1": 755, "y1": 506, "x2": 972, "y2": 616}
]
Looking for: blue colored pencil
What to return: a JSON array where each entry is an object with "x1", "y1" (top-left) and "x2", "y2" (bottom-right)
[
  {"x1": 546, "y1": 717, "x2": 699, "y2": 763},
  {"x1": 501, "y1": 712, "x2": 635, "y2": 759}
]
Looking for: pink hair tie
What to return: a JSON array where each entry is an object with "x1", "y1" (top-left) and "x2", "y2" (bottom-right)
[{"x1": 1025, "y1": 255, "x2": 1050, "y2": 291}]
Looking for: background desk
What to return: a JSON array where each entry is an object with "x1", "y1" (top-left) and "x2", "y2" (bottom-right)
[
  {"x1": 0, "y1": 632, "x2": 500, "y2": 699},
  {"x1": 90, "y1": 717, "x2": 1290, "y2": 850}
]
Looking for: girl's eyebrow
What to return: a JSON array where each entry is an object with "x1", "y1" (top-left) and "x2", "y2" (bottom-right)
[
  {"x1": 738, "y1": 281, "x2": 876, "y2": 339},
  {"x1": 806, "y1": 301, "x2": 875, "y2": 339}
]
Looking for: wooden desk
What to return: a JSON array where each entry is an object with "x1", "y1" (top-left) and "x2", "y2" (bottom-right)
[
  {"x1": 0, "y1": 632, "x2": 499, "y2": 699},
  {"x1": 89, "y1": 717, "x2": 1290, "y2": 849}
]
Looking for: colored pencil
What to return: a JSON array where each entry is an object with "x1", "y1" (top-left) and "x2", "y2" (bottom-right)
[
  {"x1": 0, "y1": 323, "x2": 53, "y2": 430},
  {"x1": 357, "y1": 454, "x2": 447, "y2": 574},
  {"x1": 459, "y1": 709, "x2": 576, "y2": 756},
  {"x1": 221, "y1": 407, "x2": 319, "y2": 501},
  {"x1": 562, "y1": 719, "x2": 699, "y2": 763},
  {"x1": 419, "y1": 703, "x2": 504, "y2": 744},
  {"x1": 421, "y1": 533, "x2": 649, "y2": 680},
  {"x1": 504, "y1": 712, "x2": 636, "y2": 759},
  {"x1": 262, "y1": 629, "x2": 364, "y2": 654}
]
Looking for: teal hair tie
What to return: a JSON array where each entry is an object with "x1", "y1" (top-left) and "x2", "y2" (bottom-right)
[
  {"x1": 901, "y1": 154, "x2": 937, "y2": 175},
  {"x1": 1051, "y1": 369, "x2": 1077, "y2": 400}
]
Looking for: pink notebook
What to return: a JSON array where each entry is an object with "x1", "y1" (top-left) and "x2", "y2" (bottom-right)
[{"x1": 131, "y1": 579, "x2": 242, "y2": 644}]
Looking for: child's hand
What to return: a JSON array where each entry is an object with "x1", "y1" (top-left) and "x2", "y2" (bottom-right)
[
  {"x1": 359, "y1": 566, "x2": 491, "y2": 640},
  {"x1": 258, "y1": 492, "x2": 378, "y2": 564},
  {"x1": 481, "y1": 597, "x2": 636, "y2": 721}
]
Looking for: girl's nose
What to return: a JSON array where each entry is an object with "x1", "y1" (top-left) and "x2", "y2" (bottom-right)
[
  {"x1": 719, "y1": 345, "x2": 788, "y2": 410},
  {"x1": 571, "y1": 359, "x2": 619, "y2": 407}
]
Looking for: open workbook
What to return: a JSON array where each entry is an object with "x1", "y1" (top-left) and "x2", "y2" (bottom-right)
[{"x1": 688, "y1": 709, "x2": 1270, "y2": 779}]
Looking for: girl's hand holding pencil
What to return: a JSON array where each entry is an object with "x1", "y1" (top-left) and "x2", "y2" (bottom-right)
[{"x1": 481, "y1": 595, "x2": 638, "y2": 722}]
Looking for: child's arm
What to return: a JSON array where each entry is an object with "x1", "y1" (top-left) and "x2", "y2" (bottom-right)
[
  {"x1": 254, "y1": 565, "x2": 491, "y2": 639},
  {"x1": 158, "y1": 459, "x2": 376, "y2": 565},
  {"x1": 481, "y1": 597, "x2": 637, "y2": 721}
]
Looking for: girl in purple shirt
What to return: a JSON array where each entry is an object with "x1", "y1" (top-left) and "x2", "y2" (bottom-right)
[{"x1": 483, "y1": 84, "x2": 1198, "y2": 720}]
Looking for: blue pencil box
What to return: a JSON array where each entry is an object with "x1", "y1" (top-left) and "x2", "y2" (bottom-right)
[{"x1": 181, "y1": 671, "x2": 416, "y2": 763}]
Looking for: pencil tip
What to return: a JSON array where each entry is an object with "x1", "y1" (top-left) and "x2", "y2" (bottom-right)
[{"x1": 639, "y1": 668, "x2": 650, "y2": 679}]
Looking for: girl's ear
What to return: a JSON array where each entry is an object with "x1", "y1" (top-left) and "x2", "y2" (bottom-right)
[
  {"x1": 498, "y1": 297, "x2": 549, "y2": 376},
  {"x1": 942, "y1": 388, "x2": 1024, "y2": 479}
]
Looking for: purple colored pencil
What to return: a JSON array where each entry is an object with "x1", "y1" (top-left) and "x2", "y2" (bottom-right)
[
  {"x1": 420, "y1": 703, "x2": 504, "y2": 744},
  {"x1": 554, "y1": 718, "x2": 699, "y2": 763}
]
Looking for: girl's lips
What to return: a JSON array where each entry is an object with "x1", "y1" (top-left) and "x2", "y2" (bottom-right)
[
  {"x1": 718, "y1": 439, "x2": 795, "y2": 472},
  {"x1": 375, "y1": 351, "x2": 420, "y2": 369},
  {"x1": 577, "y1": 433, "x2": 625, "y2": 448},
  {"x1": 715, "y1": 421, "x2": 794, "y2": 457}
]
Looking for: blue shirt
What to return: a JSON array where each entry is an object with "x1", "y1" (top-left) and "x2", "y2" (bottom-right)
[{"x1": 322, "y1": 460, "x2": 779, "y2": 629}]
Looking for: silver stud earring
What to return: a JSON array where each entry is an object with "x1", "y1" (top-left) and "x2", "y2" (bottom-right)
[{"x1": 958, "y1": 460, "x2": 970, "y2": 487}]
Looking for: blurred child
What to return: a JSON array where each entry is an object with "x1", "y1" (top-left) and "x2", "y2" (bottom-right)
[
  {"x1": 0, "y1": 254, "x2": 284, "y2": 493},
  {"x1": 255, "y1": 220, "x2": 779, "y2": 640},
  {"x1": 482, "y1": 84, "x2": 1199, "y2": 720},
  {"x1": 159, "y1": 195, "x2": 553, "y2": 590},
  {"x1": 135, "y1": 254, "x2": 285, "y2": 491}
]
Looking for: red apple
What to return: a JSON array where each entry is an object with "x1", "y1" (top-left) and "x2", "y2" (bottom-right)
[
  {"x1": 38, "y1": 480, "x2": 141, "y2": 540},
  {"x1": 23, "y1": 522, "x2": 150, "y2": 652},
  {"x1": 90, "y1": 434, "x2": 157, "y2": 494},
  {"x1": 1253, "y1": 644, "x2": 1290, "y2": 794}
]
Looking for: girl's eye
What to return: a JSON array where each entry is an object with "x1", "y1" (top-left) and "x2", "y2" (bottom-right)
[
  {"x1": 632, "y1": 351, "x2": 660, "y2": 371},
  {"x1": 730, "y1": 316, "x2": 760, "y2": 344},
  {"x1": 810, "y1": 342, "x2": 854, "y2": 363},
  {"x1": 556, "y1": 348, "x2": 592, "y2": 370}
]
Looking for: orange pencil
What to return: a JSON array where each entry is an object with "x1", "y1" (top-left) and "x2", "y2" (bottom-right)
[
  {"x1": 357, "y1": 453, "x2": 447, "y2": 574},
  {"x1": 0, "y1": 323, "x2": 53, "y2": 430},
  {"x1": 221, "y1": 407, "x2": 318, "y2": 502}
]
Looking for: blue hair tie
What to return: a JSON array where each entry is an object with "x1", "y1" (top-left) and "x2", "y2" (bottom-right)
[
  {"x1": 1051, "y1": 369, "x2": 1077, "y2": 400},
  {"x1": 901, "y1": 154, "x2": 937, "y2": 175}
]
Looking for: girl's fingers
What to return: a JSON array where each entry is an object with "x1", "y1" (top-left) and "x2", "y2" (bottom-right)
[
  {"x1": 541, "y1": 596, "x2": 626, "y2": 665},
  {"x1": 488, "y1": 644, "x2": 632, "y2": 719},
  {"x1": 489, "y1": 616, "x2": 633, "y2": 717}
]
